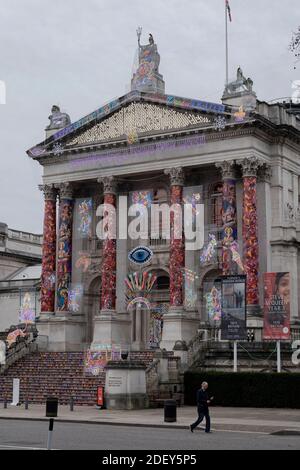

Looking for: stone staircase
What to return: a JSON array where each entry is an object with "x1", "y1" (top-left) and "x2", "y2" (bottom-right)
[
  {"x1": 0, "y1": 350, "x2": 159, "y2": 406},
  {"x1": 0, "y1": 352, "x2": 105, "y2": 406}
]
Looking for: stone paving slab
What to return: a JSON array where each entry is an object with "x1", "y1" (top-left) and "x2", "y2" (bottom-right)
[{"x1": 0, "y1": 405, "x2": 300, "y2": 434}]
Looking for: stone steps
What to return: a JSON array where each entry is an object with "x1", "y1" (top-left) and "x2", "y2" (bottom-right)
[{"x1": 0, "y1": 350, "x2": 156, "y2": 406}]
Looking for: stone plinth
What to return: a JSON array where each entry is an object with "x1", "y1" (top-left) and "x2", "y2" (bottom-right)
[{"x1": 105, "y1": 360, "x2": 148, "y2": 410}]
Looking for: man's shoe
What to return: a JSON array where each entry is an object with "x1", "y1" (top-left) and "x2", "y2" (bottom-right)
[
  {"x1": 190, "y1": 425, "x2": 194, "y2": 433},
  {"x1": 205, "y1": 431, "x2": 212, "y2": 434}
]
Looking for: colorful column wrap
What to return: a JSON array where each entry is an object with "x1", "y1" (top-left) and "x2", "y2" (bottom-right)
[
  {"x1": 39, "y1": 184, "x2": 57, "y2": 312},
  {"x1": 164, "y1": 168, "x2": 185, "y2": 307},
  {"x1": 240, "y1": 157, "x2": 262, "y2": 306},
  {"x1": 56, "y1": 183, "x2": 73, "y2": 312},
  {"x1": 99, "y1": 176, "x2": 117, "y2": 311},
  {"x1": 216, "y1": 161, "x2": 237, "y2": 275}
]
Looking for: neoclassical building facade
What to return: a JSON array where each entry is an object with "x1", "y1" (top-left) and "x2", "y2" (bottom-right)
[{"x1": 27, "y1": 37, "x2": 300, "y2": 352}]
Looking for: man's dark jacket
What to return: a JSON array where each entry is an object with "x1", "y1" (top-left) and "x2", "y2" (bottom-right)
[{"x1": 196, "y1": 389, "x2": 209, "y2": 410}]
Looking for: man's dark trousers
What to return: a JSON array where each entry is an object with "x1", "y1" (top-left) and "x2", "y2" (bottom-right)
[{"x1": 191, "y1": 406, "x2": 211, "y2": 433}]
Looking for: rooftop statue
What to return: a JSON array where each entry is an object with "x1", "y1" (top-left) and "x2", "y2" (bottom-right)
[
  {"x1": 225, "y1": 67, "x2": 253, "y2": 95},
  {"x1": 131, "y1": 27, "x2": 165, "y2": 94},
  {"x1": 46, "y1": 105, "x2": 71, "y2": 130}
]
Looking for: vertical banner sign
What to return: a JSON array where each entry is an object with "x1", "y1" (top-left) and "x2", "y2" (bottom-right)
[
  {"x1": 263, "y1": 273, "x2": 290, "y2": 340},
  {"x1": 221, "y1": 275, "x2": 247, "y2": 340}
]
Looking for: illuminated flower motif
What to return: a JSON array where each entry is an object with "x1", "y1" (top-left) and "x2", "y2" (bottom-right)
[
  {"x1": 213, "y1": 116, "x2": 226, "y2": 132},
  {"x1": 128, "y1": 246, "x2": 153, "y2": 266},
  {"x1": 53, "y1": 143, "x2": 64, "y2": 155},
  {"x1": 234, "y1": 105, "x2": 246, "y2": 123},
  {"x1": 127, "y1": 130, "x2": 139, "y2": 145},
  {"x1": 200, "y1": 234, "x2": 217, "y2": 264}
]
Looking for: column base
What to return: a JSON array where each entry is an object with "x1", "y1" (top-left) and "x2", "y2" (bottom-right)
[
  {"x1": 91, "y1": 312, "x2": 131, "y2": 349},
  {"x1": 160, "y1": 311, "x2": 199, "y2": 351},
  {"x1": 36, "y1": 314, "x2": 86, "y2": 351}
]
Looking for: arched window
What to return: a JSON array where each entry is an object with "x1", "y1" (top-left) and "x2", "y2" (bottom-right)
[
  {"x1": 155, "y1": 275, "x2": 170, "y2": 290},
  {"x1": 209, "y1": 182, "x2": 223, "y2": 227}
]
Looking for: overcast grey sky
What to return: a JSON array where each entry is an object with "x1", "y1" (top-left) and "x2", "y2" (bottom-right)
[{"x1": 0, "y1": 0, "x2": 298, "y2": 233}]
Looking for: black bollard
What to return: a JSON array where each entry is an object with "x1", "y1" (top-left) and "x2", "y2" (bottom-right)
[
  {"x1": 70, "y1": 396, "x2": 74, "y2": 412},
  {"x1": 4, "y1": 397, "x2": 7, "y2": 409},
  {"x1": 25, "y1": 397, "x2": 29, "y2": 410}
]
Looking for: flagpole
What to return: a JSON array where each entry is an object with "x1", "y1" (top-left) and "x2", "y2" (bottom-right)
[{"x1": 225, "y1": 1, "x2": 229, "y2": 86}]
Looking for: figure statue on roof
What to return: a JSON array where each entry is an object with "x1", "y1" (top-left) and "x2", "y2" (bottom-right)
[
  {"x1": 46, "y1": 105, "x2": 71, "y2": 130},
  {"x1": 132, "y1": 27, "x2": 165, "y2": 94},
  {"x1": 149, "y1": 34, "x2": 154, "y2": 45}
]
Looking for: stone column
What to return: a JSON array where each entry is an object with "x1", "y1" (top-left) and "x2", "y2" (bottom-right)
[
  {"x1": 56, "y1": 182, "x2": 73, "y2": 312},
  {"x1": 98, "y1": 176, "x2": 117, "y2": 314},
  {"x1": 239, "y1": 157, "x2": 263, "y2": 314},
  {"x1": 215, "y1": 161, "x2": 238, "y2": 275},
  {"x1": 39, "y1": 184, "x2": 57, "y2": 313},
  {"x1": 164, "y1": 167, "x2": 185, "y2": 313}
]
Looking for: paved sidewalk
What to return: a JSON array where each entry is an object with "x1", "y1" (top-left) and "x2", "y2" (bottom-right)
[{"x1": 0, "y1": 405, "x2": 300, "y2": 434}]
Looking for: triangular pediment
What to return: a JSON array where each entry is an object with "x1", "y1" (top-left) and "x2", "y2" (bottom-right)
[
  {"x1": 27, "y1": 91, "x2": 227, "y2": 158},
  {"x1": 68, "y1": 101, "x2": 213, "y2": 147}
]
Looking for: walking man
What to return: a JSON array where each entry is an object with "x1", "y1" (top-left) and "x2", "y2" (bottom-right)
[{"x1": 190, "y1": 382, "x2": 213, "y2": 433}]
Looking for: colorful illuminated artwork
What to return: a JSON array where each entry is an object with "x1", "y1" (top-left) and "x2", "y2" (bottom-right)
[
  {"x1": 128, "y1": 246, "x2": 153, "y2": 266},
  {"x1": 234, "y1": 106, "x2": 246, "y2": 123},
  {"x1": 221, "y1": 275, "x2": 247, "y2": 340},
  {"x1": 101, "y1": 193, "x2": 116, "y2": 310},
  {"x1": 19, "y1": 292, "x2": 35, "y2": 324},
  {"x1": 84, "y1": 345, "x2": 121, "y2": 376},
  {"x1": 6, "y1": 327, "x2": 27, "y2": 349},
  {"x1": 183, "y1": 268, "x2": 198, "y2": 309},
  {"x1": 263, "y1": 273, "x2": 291, "y2": 340},
  {"x1": 57, "y1": 199, "x2": 73, "y2": 311},
  {"x1": 243, "y1": 176, "x2": 259, "y2": 305},
  {"x1": 200, "y1": 234, "x2": 217, "y2": 264},
  {"x1": 230, "y1": 241, "x2": 244, "y2": 272},
  {"x1": 78, "y1": 199, "x2": 92, "y2": 238},
  {"x1": 222, "y1": 178, "x2": 237, "y2": 275},
  {"x1": 75, "y1": 252, "x2": 92, "y2": 272},
  {"x1": 183, "y1": 189, "x2": 202, "y2": 227},
  {"x1": 170, "y1": 185, "x2": 184, "y2": 307},
  {"x1": 41, "y1": 199, "x2": 56, "y2": 312},
  {"x1": 149, "y1": 303, "x2": 168, "y2": 349},
  {"x1": 125, "y1": 271, "x2": 156, "y2": 312},
  {"x1": 132, "y1": 42, "x2": 159, "y2": 90},
  {"x1": 205, "y1": 286, "x2": 222, "y2": 322},
  {"x1": 127, "y1": 297, "x2": 151, "y2": 311},
  {"x1": 68, "y1": 285, "x2": 83, "y2": 313},
  {"x1": 214, "y1": 115, "x2": 226, "y2": 131},
  {"x1": 131, "y1": 191, "x2": 152, "y2": 207},
  {"x1": 127, "y1": 130, "x2": 139, "y2": 145}
]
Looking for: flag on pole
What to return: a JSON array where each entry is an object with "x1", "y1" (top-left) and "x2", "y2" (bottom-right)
[{"x1": 226, "y1": 0, "x2": 232, "y2": 22}]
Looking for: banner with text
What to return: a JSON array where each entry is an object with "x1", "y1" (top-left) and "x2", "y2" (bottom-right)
[
  {"x1": 263, "y1": 272, "x2": 290, "y2": 340},
  {"x1": 221, "y1": 275, "x2": 247, "y2": 340}
]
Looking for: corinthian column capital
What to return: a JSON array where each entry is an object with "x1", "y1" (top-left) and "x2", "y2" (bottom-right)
[
  {"x1": 38, "y1": 184, "x2": 57, "y2": 201},
  {"x1": 215, "y1": 160, "x2": 236, "y2": 179},
  {"x1": 98, "y1": 176, "x2": 118, "y2": 195},
  {"x1": 239, "y1": 157, "x2": 263, "y2": 178},
  {"x1": 55, "y1": 182, "x2": 73, "y2": 200},
  {"x1": 164, "y1": 167, "x2": 185, "y2": 186}
]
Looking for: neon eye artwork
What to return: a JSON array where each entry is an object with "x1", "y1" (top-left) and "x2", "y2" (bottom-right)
[{"x1": 128, "y1": 246, "x2": 153, "y2": 266}]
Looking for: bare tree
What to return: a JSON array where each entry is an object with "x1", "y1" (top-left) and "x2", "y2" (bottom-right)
[{"x1": 289, "y1": 26, "x2": 300, "y2": 68}]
